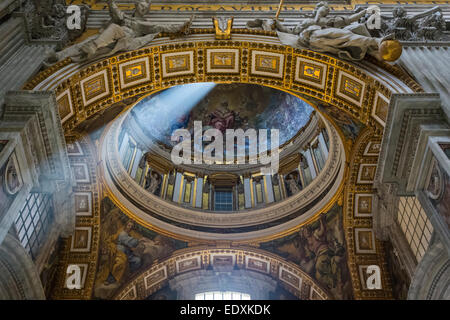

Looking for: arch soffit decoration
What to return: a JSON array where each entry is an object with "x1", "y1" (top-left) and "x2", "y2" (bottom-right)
[
  {"x1": 344, "y1": 127, "x2": 392, "y2": 299},
  {"x1": 24, "y1": 33, "x2": 420, "y2": 135},
  {"x1": 114, "y1": 246, "x2": 330, "y2": 300},
  {"x1": 23, "y1": 32, "x2": 422, "y2": 300}
]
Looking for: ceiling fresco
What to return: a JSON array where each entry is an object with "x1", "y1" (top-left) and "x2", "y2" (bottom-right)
[
  {"x1": 260, "y1": 203, "x2": 353, "y2": 299},
  {"x1": 93, "y1": 197, "x2": 187, "y2": 299},
  {"x1": 131, "y1": 83, "x2": 315, "y2": 150},
  {"x1": 317, "y1": 103, "x2": 366, "y2": 142}
]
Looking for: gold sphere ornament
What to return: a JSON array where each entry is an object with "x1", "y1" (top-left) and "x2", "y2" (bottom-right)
[{"x1": 379, "y1": 40, "x2": 403, "y2": 62}]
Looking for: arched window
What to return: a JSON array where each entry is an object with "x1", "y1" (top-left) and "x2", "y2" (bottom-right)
[{"x1": 195, "y1": 291, "x2": 251, "y2": 300}]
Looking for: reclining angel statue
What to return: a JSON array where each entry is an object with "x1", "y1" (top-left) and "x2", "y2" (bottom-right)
[
  {"x1": 247, "y1": 1, "x2": 398, "y2": 61},
  {"x1": 45, "y1": 0, "x2": 193, "y2": 65}
]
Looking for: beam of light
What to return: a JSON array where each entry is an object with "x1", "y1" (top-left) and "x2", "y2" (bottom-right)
[{"x1": 132, "y1": 83, "x2": 216, "y2": 142}]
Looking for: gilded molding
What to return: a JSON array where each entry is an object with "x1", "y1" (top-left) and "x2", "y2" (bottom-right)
[
  {"x1": 22, "y1": 35, "x2": 421, "y2": 136},
  {"x1": 343, "y1": 128, "x2": 393, "y2": 299}
]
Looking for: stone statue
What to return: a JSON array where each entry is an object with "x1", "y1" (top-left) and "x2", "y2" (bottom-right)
[
  {"x1": 286, "y1": 173, "x2": 301, "y2": 195},
  {"x1": 358, "y1": 5, "x2": 446, "y2": 41},
  {"x1": 388, "y1": 6, "x2": 445, "y2": 41},
  {"x1": 248, "y1": 2, "x2": 399, "y2": 61},
  {"x1": 145, "y1": 170, "x2": 161, "y2": 195},
  {"x1": 32, "y1": 0, "x2": 65, "y2": 29},
  {"x1": 416, "y1": 10, "x2": 446, "y2": 41},
  {"x1": 237, "y1": 181, "x2": 244, "y2": 194},
  {"x1": 45, "y1": 0, "x2": 193, "y2": 65},
  {"x1": 25, "y1": 0, "x2": 88, "y2": 43}
]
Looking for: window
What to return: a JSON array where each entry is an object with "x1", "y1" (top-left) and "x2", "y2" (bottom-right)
[
  {"x1": 118, "y1": 130, "x2": 126, "y2": 151},
  {"x1": 322, "y1": 129, "x2": 330, "y2": 150},
  {"x1": 214, "y1": 190, "x2": 233, "y2": 211},
  {"x1": 195, "y1": 291, "x2": 251, "y2": 300},
  {"x1": 15, "y1": 193, "x2": 54, "y2": 260},
  {"x1": 184, "y1": 179, "x2": 192, "y2": 203},
  {"x1": 300, "y1": 154, "x2": 313, "y2": 186},
  {"x1": 122, "y1": 136, "x2": 137, "y2": 173},
  {"x1": 254, "y1": 180, "x2": 264, "y2": 203},
  {"x1": 273, "y1": 180, "x2": 282, "y2": 202},
  {"x1": 397, "y1": 196, "x2": 433, "y2": 262},
  {"x1": 312, "y1": 143, "x2": 325, "y2": 171}
]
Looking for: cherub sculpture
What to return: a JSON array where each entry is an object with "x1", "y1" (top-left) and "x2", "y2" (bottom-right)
[{"x1": 45, "y1": 0, "x2": 193, "y2": 65}]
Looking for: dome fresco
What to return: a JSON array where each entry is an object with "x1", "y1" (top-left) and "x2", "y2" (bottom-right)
[{"x1": 131, "y1": 83, "x2": 315, "y2": 150}]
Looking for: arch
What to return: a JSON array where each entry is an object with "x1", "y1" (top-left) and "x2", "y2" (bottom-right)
[
  {"x1": 408, "y1": 238, "x2": 450, "y2": 300},
  {"x1": 25, "y1": 32, "x2": 422, "y2": 300},
  {"x1": 24, "y1": 34, "x2": 418, "y2": 245},
  {"x1": 114, "y1": 246, "x2": 330, "y2": 300},
  {"x1": 0, "y1": 234, "x2": 45, "y2": 299},
  {"x1": 169, "y1": 269, "x2": 277, "y2": 300}
]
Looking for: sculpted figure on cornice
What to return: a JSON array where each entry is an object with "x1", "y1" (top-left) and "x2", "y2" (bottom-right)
[
  {"x1": 25, "y1": 0, "x2": 88, "y2": 43},
  {"x1": 247, "y1": 1, "x2": 401, "y2": 62},
  {"x1": 363, "y1": 6, "x2": 447, "y2": 41},
  {"x1": 45, "y1": 0, "x2": 193, "y2": 64},
  {"x1": 144, "y1": 170, "x2": 162, "y2": 195},
  {"x1": 286, "y1": 173, "x2": 301, "y2": 195}
]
